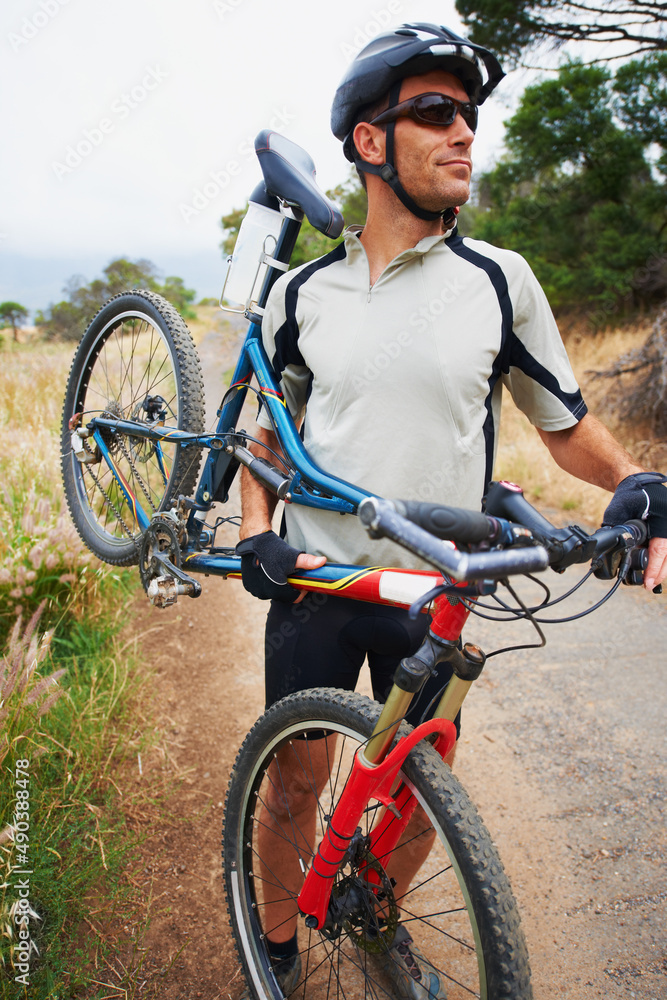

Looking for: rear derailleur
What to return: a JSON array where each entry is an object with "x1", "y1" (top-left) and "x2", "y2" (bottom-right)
[{"x1": 139, "y1": 508, "x2": 201, "y2": 608}]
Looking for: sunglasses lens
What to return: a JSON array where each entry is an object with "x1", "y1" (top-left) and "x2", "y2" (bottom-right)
[
  {"x1": 414, "y1": 96, "x2": 456, "y2": 125},
  {"x1": 415, "y1": 96, "x2": 477, "y2": 132},
  {"x1": 461, "y1": 105, "x2": 478, "y2": 132}
]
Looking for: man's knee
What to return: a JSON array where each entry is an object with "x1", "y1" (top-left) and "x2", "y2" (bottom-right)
[{"x1": 263, "y1": 770, "x2": 316, "y2": 819}]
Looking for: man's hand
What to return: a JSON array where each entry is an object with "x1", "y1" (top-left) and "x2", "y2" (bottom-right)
[
  {"x1": 603, "y1": 471, "x2": 667, "y2": 591},
  {"x1": 236, "y1": 530, "x2": 326, "y2": 602},
  {"x1": 646, "y1": 537, "x2": 667, "y2": 592}
]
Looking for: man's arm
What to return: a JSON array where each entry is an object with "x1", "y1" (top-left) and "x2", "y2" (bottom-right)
[
  {"x1": 239, "y1": 426, "x2": 281, "y2": 540},
  {"x1": 539, "y1": 413, "x2": 667, "y2": 590},
  {"x1": 239, "y1": 425, "x2": 326, "y2": 572}
]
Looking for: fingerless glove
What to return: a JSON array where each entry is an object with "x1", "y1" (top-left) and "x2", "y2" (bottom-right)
[
  {"x1": 236, "y1": 530, "x2": 304, "y2": 602},
  {"x1": 603, "y1": 472, "x2": 667, "y2": 538}
]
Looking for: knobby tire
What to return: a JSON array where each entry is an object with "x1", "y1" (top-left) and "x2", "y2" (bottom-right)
[{"x1": 223, "y1": 688, "x2": 532, "y2": 1000}]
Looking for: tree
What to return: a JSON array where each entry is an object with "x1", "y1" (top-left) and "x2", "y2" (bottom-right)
[
  {"x1": 0, "y1": 301, "x2": 28, "y2": 342},
  {"x1": 36, "y1": 258, "x2": 197, "y2": 340},
  {"x1": 160, "y1": 275, "x2": 197, "y2": 318},
  {"x1": 470, "y1": 60, "x2": 666, "y2": 317},
  {"x1": 455, "y1": 0, "x2": 667, "y2": 66},
  {"x1": 592, "y1": 304, "x2": 667, "y2": 438},
  {"x1": 613, "y1": 51, "x2": 667, "y2": 174}
]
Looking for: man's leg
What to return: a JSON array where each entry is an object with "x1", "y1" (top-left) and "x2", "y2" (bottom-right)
[
  {"x1": 256, "y1": 735, "x2": 336, "y2": 943},
  {"x1": 260, "y1": 596, "x2": 366, "y2": 947}
]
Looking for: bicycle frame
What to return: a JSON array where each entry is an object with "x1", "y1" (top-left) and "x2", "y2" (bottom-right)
[{"x1": 83, "y1": 199, "x2": 467, "y2": 614}]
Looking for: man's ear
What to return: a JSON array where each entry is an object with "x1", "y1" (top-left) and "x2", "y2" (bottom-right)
[{"x1": 352, "y1": 122, "x2": 386, "y2": 167}]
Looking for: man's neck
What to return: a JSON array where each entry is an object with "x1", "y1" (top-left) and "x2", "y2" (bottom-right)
[{"x1": 359, "y1": 204, "x2": 445, "y2": 286}]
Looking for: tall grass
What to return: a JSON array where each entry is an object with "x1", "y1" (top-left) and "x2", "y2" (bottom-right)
[
  {"x1": 0, "y1": 342, "x2": 105, "y2": 639},
  {"x1": 0, "y1": 337, "x2": 155, "y2": 998}
]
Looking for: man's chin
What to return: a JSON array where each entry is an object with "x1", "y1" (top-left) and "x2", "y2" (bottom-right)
[{"x1": 420, "y1": 186, "x2": 470, "y2": 216}]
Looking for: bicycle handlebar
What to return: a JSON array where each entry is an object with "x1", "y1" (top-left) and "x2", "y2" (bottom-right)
[
  {"x1": 389, "y1": 499, "x2": 505, "y2": 545},
  {"x1": 358, "y1": 482, "x2": 648, "y2": 584},
  {"x1": 358, "y1": 497, "x2": 550, "y2": 581}
]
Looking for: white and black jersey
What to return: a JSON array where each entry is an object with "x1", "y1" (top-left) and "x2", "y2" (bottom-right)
[{"x1": 258, "y1": 226, "x2": 586, "y2": 568}]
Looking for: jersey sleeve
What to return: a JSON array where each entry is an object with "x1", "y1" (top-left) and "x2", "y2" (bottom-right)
[
  {"x1": 256, "y1": 271, "x2": 312, "y2": 431},
  {"x1": 502, "y1": 256, "x2": 587, "y2": 431}
]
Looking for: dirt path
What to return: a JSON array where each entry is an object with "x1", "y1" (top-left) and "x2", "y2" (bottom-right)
[{"x1": 120, "y1": 317, "x2": 666, "y2": 1000}]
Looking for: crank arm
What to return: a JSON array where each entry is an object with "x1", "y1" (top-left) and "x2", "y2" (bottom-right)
[{"x1": 149, "y1": 551, "x2": 202, "y2": 597}]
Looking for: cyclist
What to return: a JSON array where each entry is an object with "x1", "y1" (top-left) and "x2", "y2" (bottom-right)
[{"x1": 237, "y1": 22, "x2": 667, "y2": 998}]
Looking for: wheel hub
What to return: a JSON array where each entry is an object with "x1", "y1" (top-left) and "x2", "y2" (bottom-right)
[{"x1": 320, "y1": 852, "x2": 398, "y2": 952}]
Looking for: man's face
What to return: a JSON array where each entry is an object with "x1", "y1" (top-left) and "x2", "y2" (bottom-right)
[{"x1": 390, "y1": 70, "x2": 475, "y2": 214}]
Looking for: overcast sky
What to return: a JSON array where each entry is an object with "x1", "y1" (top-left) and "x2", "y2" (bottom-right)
[{"x1": 1, "y1": 0, "x2": 529, "y2": 313}]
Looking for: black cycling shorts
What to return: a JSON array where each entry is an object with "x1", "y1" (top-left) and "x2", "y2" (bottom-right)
[{"x1": 263, "y1": 593, "x2": 460, "y2": 733}]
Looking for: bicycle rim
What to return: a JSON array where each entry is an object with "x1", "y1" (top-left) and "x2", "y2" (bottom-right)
[{"x1": 224, "y1": 689, "x2": 531, "y2": 1000}]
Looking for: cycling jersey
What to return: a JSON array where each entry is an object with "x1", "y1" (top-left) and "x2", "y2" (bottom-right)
[{"x1": 258, "y1": 226, "x2": 587, "y2": 568}]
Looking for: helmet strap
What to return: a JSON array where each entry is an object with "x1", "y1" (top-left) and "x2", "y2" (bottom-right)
[{"x1": 355, "y1": 80, "x2": 457, "y2": 226}]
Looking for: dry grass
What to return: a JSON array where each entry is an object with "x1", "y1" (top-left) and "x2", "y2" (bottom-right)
[
  {"x1": 0, "y1": 340, "x2": 101, "y2": 631},
  {"x1": 183, "y1": 303, "x2": 221, "y2": 345},
  {"x1": 494, "y1": 316, "x2": 661, "y2": 528}
]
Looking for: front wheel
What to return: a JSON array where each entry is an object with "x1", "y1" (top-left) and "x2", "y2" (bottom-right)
[
  {"x1": 61, "y1": 289, "x2": 205, "y2": 565},
  {"x1": 223, "y1": 689, "x2": 532, "y2": 999}
]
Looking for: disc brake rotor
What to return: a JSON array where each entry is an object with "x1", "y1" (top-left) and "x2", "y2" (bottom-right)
[{"x1": 327, "y1": 852, "x2": 399, "y2": 953}]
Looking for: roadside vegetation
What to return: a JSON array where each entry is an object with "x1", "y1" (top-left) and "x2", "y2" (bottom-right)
[
  {"x1": 0, "y1": 335, "x2": 165, "y2": 999},
  {"x1": 35, "y1": 258, "x2": 198, "y2": 341}
]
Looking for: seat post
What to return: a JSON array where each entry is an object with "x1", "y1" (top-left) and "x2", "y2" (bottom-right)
[{"x1": 255, "y1": 212, "x2": 302, "y2": 312}]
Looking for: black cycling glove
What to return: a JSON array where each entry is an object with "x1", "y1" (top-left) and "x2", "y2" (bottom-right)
[
  {"x1": 236, "y1": 530, "x2": 304, "y2": 602},
  {"x1": 603, "y1": 471, "x2": 667, "y2": 538}
]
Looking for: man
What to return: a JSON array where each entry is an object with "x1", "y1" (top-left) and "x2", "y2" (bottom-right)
[{"x1": 237, "y1": 23, "x2": 667, "y2": 998}]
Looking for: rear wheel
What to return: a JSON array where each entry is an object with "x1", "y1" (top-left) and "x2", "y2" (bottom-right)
[
  {"x1": 223, "y1": 688, "x2": 532, "y2": 999},
  {"x1": 61, "y1": 290, "x2": 205, "y2": 565}
]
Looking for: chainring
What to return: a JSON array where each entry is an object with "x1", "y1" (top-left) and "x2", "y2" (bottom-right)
[{"x1": 139, "y1": 518, "x2": 183, "y2": 593}]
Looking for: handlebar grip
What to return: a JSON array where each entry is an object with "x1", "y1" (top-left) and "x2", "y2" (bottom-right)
[
  {"x1": 359, "y1": 497, "x2": 549, "y2": 581},
  {"x1": 392, "y1": 500, "x2": 498, "y2": 544},
  {"x1": 484, "y1": 481, "x2": 567, "y2": 541},
  {"x1": 359, "y1": 498, "x2": 464, "y2": 575}
]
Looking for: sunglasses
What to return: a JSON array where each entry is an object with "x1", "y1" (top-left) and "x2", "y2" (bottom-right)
[{"x1": 369, "y1": 93, "x2": 478, "y2": 134}]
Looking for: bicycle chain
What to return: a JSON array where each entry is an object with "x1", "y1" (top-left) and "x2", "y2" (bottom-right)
[
  {"x1": 81, "y1": 443, "x2": 139, "y2": 549},
  {"x1": 116, "y1": 434, "x2": 159, "y2": 516}
]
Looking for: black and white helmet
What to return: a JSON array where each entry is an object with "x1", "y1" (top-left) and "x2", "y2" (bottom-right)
[
  {"x1": 332, "y1": 22, "x2": 504, "y2": 157},
  {"x1": 331, "y1": 23, "x2": 504, "y2": 222}
]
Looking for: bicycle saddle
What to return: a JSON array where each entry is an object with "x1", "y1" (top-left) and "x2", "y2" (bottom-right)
[{"x1": 255, "y1": 129, "x2": 345, "y2": 239}]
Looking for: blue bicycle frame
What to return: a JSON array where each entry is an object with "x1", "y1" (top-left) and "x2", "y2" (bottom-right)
[{"x1": 85, "y1": 163, "x2": 382, "y2": 595}]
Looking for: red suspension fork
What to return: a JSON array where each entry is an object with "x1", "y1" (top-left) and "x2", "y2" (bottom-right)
[
  {"x1": 297, "y1": 717, "x2": 456, "y2": 930},
  {"x1": 297, "y1": 584, "x2": 474, "y2": 930}
]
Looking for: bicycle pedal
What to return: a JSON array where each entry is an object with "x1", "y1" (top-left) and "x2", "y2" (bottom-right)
[{"x1": 146, "y1": 573, "x2": 201, "y2": 608}]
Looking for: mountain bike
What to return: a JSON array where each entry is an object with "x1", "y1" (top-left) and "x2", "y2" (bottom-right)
[{"x1": 60, "y1": 130, "x2": 651, "y2": 999}]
